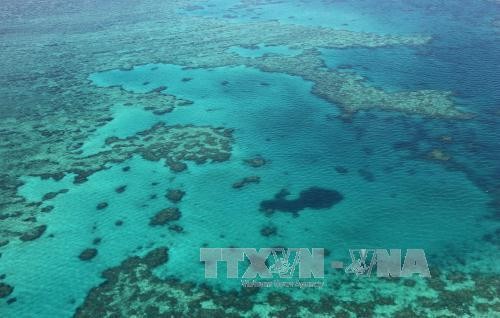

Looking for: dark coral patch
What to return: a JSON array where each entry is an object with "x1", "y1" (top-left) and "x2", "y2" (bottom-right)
[
  {"x1": 232, "y1": 176, "x2": 260, "y2": 189},
  {"x1": 260, "y1": 187, "x2": 343, "y2": 216},
  {"x1": 79, "y1": 248, "x2": 98, "y2": 261},
  {"x1": 42, "y1": 192, "x2": 58, "y2": 201},
  {"x1": 168, "y1": 224, "x2": 184, "y2": 233},
  {"x1": 244, "y1": 156, "x2": 267, "y2": 168},
  {"x1": 41, "y1": 205, "x2": 54, "y2": 213},
  {"x1": 42, "y1": 189, "x2": 68, "y2": 201},
  {"x1": 149, "y1": 208, "x2": 181, "y2": 226},
  {"x1": 142, "y1": 247, "x2": 169, "y2": 268},
  {"x1": 96, "y1": 202, "x2": 108, "y2": 210},
  {"x1": 115, "y1": 185, "x2": 127, "y2": 193},
  {"x1": 260, "y1": 225, "x2": 277, "y2": 237},
  {"x1": 0, "y1": 283, "x2": 14, "y2": 298},
  {"x1": 20, "y1": 224, "x2": 47, "y2": 241},
  {"x1": 149, "y1": 85, "x2": 167, "y2": 93},
  {"x1": 165, "y1": 189, "x2": 185, "y2": 203}
]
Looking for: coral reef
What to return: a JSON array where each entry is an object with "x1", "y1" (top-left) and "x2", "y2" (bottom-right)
[
  {"x1": 0, "y1": 283, "x2": 14, "y2": 298},
  {"x1": 73, "y1": 244, "x2": 500, "y2": 317},
  {"x1": 19, "y1": 225, "x2": 47, "y2": 242},
  {"x1": 0, "y1": 121, "x2": 232, "y2": 244},
  {"x1": 165, "y1": 189, "x2": 185, "y2": 203},
  {"x1": 168, "y1": 224, "x2": 184, "y2": 233},
  {"x1": 244, "y1": 156, "x2": 267, "y2": 168},
  {"x1": 115, "y1": 185, "x2": 127, "y2": 193},
  {"x1": 149, "y1": 208, "x2": 181, "y2": 226},
  {"x1": 96, "y1": 202, "x2": 108, "y2": 210},
  {"x1": 246, "y1": 53, "x2": 469, "y2": 119},
  {"x1": 103, "y1": 123, "x2": 233, "y2": 172},
  {"x1": 232, "y1": 176, "x2": 261, "y2": 189},
  {"x1": 260, "y1": 225, "x2": 278, "y2": 237},
  {"x1": 79, "y1": 248, "x2": 98, "y2": 261}
]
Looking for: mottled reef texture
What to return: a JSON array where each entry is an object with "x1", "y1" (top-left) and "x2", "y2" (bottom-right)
[
  {"x1": 0, "y1": 118, "x2": 233, "y2": 245},
  {"x1": 74, "y1": 247, "x2": 500, "y2": 317},
  {"x1": 0, "y1": 0, "x2": 471, "y2": 245}
]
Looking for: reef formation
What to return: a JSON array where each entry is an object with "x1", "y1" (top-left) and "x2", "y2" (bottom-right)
[{"x1": 73, "y1": 246, "x2": 500, "y2": 317}]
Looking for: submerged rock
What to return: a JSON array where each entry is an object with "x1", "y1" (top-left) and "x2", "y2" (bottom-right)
[
  {"x1": 20, "y1": 225, "x2": 47, "y2": 241},
  {"x1": 96, "y1": 202, "x2": 108, "y2": 210},
  {"x1": 150, "y1": 85, "x2": 167, "y2": 93},
  {"x1": 42, "y1": 189, "x2": 68, "y2": 201},
  {"x1": 169, "y1": 161, "x2": 187, "y2": 172},
  {"x1": 79, "y1": 248, "x2": 98, "y2": 261},
  {"x1": 260, "y1": 226, "x2": 278, "y2": 237},
  {"x1": 152, "y1": 107, "x2": 173, "y2": 115},
  {"x1": 149, "y1": 208, "x2": 181, "y2": 226},
  {"x1": 168, "y1": 224, "x2": 184, "y2": 233},
  {"x1": 42, "y1": 192, "x2": 58, "y2": 201},
  {"x1": 115, "y1": 185, "x2": 127, "y2": 193},
  {"x1": 0, "y1": 283, "x2": 13, "y2": 298},
  {"x1": 232, "y1": 176, "x2": 260, "y2": 189},
  {"x1": 244, "y1": 156, "x2": 267, "y2": 168},
  {"x1": 143, "y1": 247, "x2": 169, "y2": 268},
  {"x1": 41, "y1": 205, "x2": 54, "y2": 213},
  {"x1": 165, "y1": 189, "x2": 185, "y2": 203}
]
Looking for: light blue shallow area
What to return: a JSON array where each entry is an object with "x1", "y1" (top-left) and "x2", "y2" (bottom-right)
[
  {"x1": 1, "y1": 63, "x2": 496, "y2": 317},
  {"x1": 80, "y1": 103, "x2": 159, "y2": 156}
]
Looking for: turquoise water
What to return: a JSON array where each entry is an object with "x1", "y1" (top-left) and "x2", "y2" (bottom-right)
[{"x1": 1, "y1": 0, "x2": 499, "y2": 316}]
